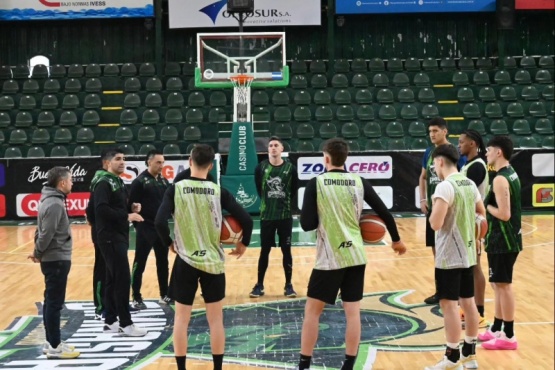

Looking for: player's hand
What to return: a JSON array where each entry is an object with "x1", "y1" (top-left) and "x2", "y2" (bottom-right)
[
  {"x1": 229, "y1": 242, "x2": 247, "y2": 259},
  {"x1": 128, "y1": 213, "x2": 144, "y2": 222},
  {"x1": 420, "y1": 202, "x2": 428, "y2": 214},
  {"x1": 27, "y1": 254, "x2": 40, "y2": 263},
  {"x1": 391, "y1": 240, "x2": 407, "y2": 255},
  {"x1": 132, "y1": 203, "x2": 141, "y2": 213}
]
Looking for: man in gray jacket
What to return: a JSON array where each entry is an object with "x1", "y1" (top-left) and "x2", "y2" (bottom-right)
[{"x1": 28, "y1": 166, "x2": 80, "y2": 359}]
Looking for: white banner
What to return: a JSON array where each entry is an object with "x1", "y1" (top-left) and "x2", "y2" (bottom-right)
[
  {"x1": 297, "y1": 156, "x2": 393, "y2": 180},
  {"x1": 532, "y1": 153, "x2": 555, "y2": 177},
  {"x1": 168, "y1": 0, "x2": 321, "y2": 28},
  {"x1": 0, "y1": 0, "x2": 153, "y2": 20}
]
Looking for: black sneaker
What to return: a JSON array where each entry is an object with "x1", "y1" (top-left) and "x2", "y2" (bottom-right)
[
  {"x1": 159, "y1": 295, "x2": 174, "y2": 305},
  {"x1": 132, "y1": 300, "x2": 147, "y2": 310},
  {"x1": 249, "y1": 284, "x2": 265, "y2": 298},
  {"x1": 424, "y1": 293, "x2": 439, "y2": 305},
  {"x1": 284, "y1": 284, "x2": 297, "y2": 298}
]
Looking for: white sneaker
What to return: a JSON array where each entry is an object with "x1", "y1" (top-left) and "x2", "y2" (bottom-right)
[
  {"x1": 42, "y1": 341, "x2": 75, "y2": 354},
  {"x1": 119, "y1": 324, "x2": 147, "y2": 337},
  {"x1": 46, "y1": 342, "x2": 80, "y2": 359},
  {"x1": 424, "y1": 356, "x2": 463, "y2": 370},
  {"x1": 103, "y1": 321, "x2": 120, "y2": 333},
  {"x1": 460, "y1": 354, "x2": 478, "y2": 369}
]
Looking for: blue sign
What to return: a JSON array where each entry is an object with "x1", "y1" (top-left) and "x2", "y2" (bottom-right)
[{"x1": 336, "y1": 0, "x2": 496, "y2": 14}]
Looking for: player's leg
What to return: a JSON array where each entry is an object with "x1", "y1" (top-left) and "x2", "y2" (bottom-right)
[
  {"x1": 473, "y1": 240, "x2": 486, "y2": 323},
  {"x1": 459, "y1": 267, "x2": 479, "y2": 369},
  {"x1": 424, "y1": 214, "x2": 438, "y2": 305},
  {"x1": 250, "y1": 220, "x2": 276, "y2": 297},
  {"x1": 98, "y1": 242, "x2": 117, "y2": 328},
  {"x1": 339, "y1": 265, "x2": 365, "y2": 370},
  {"x1": 200, "y1": 270, "x2": 226, "y2": 370},
  {"x1": 131, "y1": 225, "x2": 152, "y2": 309},
  {"x1": 300, "y1": 298, "x2": 326, "y2": 357},
  {"x1": 174, "y1": 302, "x2": 193, "y2": 370},
  {"x1": 277, "y1": 218, "x2": 295, "y2": 297},
  {"x1": 148, "y1": 225, "x2": 170, "y2": 303},
  {"x1": 92, "y1": 242, "x2": 106, "y2": 319}
]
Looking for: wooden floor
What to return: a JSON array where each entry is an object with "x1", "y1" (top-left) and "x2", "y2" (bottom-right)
[{"x1": 0, "y1": 215, "x2": 553, "y2": 369}]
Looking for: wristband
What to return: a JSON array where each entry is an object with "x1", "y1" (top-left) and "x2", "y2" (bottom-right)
[{"x1": 420, "y1": 199, "x2": 427, "y2": 203}]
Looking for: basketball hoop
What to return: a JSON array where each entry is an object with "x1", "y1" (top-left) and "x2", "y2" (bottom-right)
[{"x1": 230, "y1": 74, "x2": 254, "y2": 106}]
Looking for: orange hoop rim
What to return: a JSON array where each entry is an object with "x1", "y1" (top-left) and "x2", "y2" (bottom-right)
[{"x1": 230, "y1": 74, "x2": 254, "y2": 85}]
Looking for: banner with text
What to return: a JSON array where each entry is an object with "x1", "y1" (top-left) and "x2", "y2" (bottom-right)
[
  {"x1": 168, "y1": 0, "x2": 321, "y2": 29},
  {"x1": 0, "y1": 0, "x2": 154, "y2": 21},
  {"x1": 516, "y1": 0, "x2": 555, "y2": 9},
  {"x1": 336, "y1": 0, "x2": 495, "y2": 14}
]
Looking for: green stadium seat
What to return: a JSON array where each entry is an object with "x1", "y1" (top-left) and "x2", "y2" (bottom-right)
[
  {"x1": 165, "y1": 108, "x2": 183, "y2": 124},
  {"x1": 513, "y1": 119, "x2": 531, "y2": 135},
  {"x1": 142, "y1": 109, "x2": 160, "y2": 125},
  {"x1": 468, "y1": 120, "x2": 487, "y2": 135},
  {"x1": 184, "y1": 126, "x2": 202, "y2": 141},
  {"x1": 145, "y1": 93, "x2": 162, "y2": 108},
  {"x1": 414, "y1": 72, "x2": 431, "y2": 87},
  {"x1": 351, "y1": 58, "x2": 368, "y2": 72},
  {"x1": 422, "y1": 104, "x2": 440, "y2": 119},
  {"x1": 293, "y1": 90, "x2": 311, "y2": 105},
  {"x1": 542, "y1": 85, "x2": 554, "y2": 100},
  {"x1": 188, "y1": 92, "x2": 205, "y2": 107},
  {"x1": 186, "y1": 108, "x2": 203, "y2": 123},
  {"x1": 518, "y1": 136, "x2": 539, "y2": 148},
  {"x1": 119, "y1": 144, "x2": 136, "y2": 155},
  {"x1": 388, "y1": 138, "x2": 407, "y2": 150},
  {"x1": 452, "y1": 71, "x2": 469, "y2": 86},
  {"x1": 393, "y1": 73, "x2": 410, "y2": 87},
  {"x1": 494, "y1": 70, "x2": 511, "y2": 85},
  {"x1": 485, "y1": 103, "x2": 503, "y2": 118},
  {"x1": 27, "y1": 146, "x2": 46, "y2": 158},
  {"x1": 310, "y1": 74, "x2": 328, "y2": 89},
  {"x1": 365, "y1": 139, "x2": 384, "y2": 151},
  {"x1": 418, "y1": 88, "x2": 435, "y2": 103},
  {"x1": 387, "y1": 58, "x2": 404, "y2": 72},
  {"x1": 67, "y1": 64, "x2": 84, "y2": 78},
  {"x1": 0, "y1": 112, "x2": 10, "y2": 128},
  {"x1": 441, "y1": 58, "x2": 457, "y2": 71},
  {"x1": 490, "y1": 119, "x2": 509, "y2": 134},
  {"x1": 65, "y1": 78, "x2": 82, "y2": 93},
  {"x1": 539, "y1": 56, "x2": 554, "y2": 69},
  {"x1": 2, "y1": 79, "x2": 18, "y2": 94},
  {"x1": 369, "y1": 58, "x2": 385, "y2": 71},
  {"x1": 411, "y1": 138, "x2": 429, "y2": 150},
  {"x1": 15, "y1": 111, "x2": 33, "y2": 127},
  {"x1": 164, "y1": 62, "x2": 181, "y2": 76},
  {"x1": 315, "y1": 106, "x2": 333, "y2": 121},
  {"x1": 297, "y1": 124, "x2": 315, "y2": 139},
  {"x1": 422, "y1": 58, "x2": 438, "y2": 71},
  {"x1": 314, "y1": 90, "x2": 331, "y2": 105},
  {"x1": 85, "y1": 64, "x2": 101, "y2": 77},
  {"x1": 345, "y1": 140, "x2": 360, "y2": 151},
  {"x1": 379, "y1": 105, "x2": 397, "y2": 120},
  {"x1": 309, "y1": 60, "x2": 326, "y2": 73},
  {"x1": 138, "y1": 144, "x2": 156, "y2": 155},
  {"x1": 146, "y1": 77, "x2": 163, "y2": 92},
  {"x1": 121, "y1": 63, "x2": 137, "y2": 77},
  {"x1": 160, "y1": 126, "x2": 178, "y2": 141},
  {"x1": 376, "y1": 88, "x2": 394, "y2": 103},
  {"x1": 291, "y1": 60, "x2": 307, "y2": 74},
  {"x1": 473, "y1": 71, "x2": 490, "y2": 85},
  {"x1": 400, "y1": 104, "x2": 418, "y2": 120},
  {"x1": 521, "y1": 86, "x2": 539, "y2": 101},
  {"x1": 458, "y1": 57, "x2": 475, "y2": 71},
  {"x1": 529, "y1": 101, "x2": 547, "y2": 117},
  {"x1": 372, "y1": 73, "x2": 389, "y2": 87},
  {"x1": 398, "y1": 88, "x2": 415, "y2": 103},
  {"x1": 137, "y1": 126, "x2": 156, "y2": 143},
  {"x1": 295, "y1": 140, "x2": 315, "y2": 152},
  {"x1": 535, "y1": 118, "x2": 554, "y2": 134},
  {"x1": 53, "y1": 128, "x2": 72, "y2": 144},
  {"x1": 182, "y1": 62, "x2": 196, "y2": 76},
  {"x1": 74, "y1": 145, "x2": 92, "y2": 157},
  {"x1": 208, "y1": 107, "x2": 226, "y2": 123},
  {"x1": 82, "y1": 110, "x2": 100, "y2": 126},
  {"x1": 319, "y1": 123, "x2": 337, "y2": 139},
  {"x1": 61, "y1": 94, "x2": 79, "y2": 109},
  {"x1": 341, "y1": 122, "x2": 360, "y2": 139},
  {"x1": 334, "y1": 89, "x2": 352, "y2": 104},
  {"x1": 5, "y1": 147, "x2": 23, "y2": 158},
  {"x1": 50, "y1": 64, "x2": 66, "y2": 78},
  {"x1": 506, "y1": 102, "x2": 524, "y2": 118},
  {"x1": 332, "y1": 74, "x2": 349, "y2": 88},
  {"x1": 274, "y1": 106, "x2": 292, "y2": 122},
  {"x1": 167, "y1": 92, "x2": 184, "y2": 108},
  {"x1": 139, "y1": 63, "x2": 156, "y2": 77},
  {"x1": 252, "y1": 107, "x2": 270, "y2": 122},
  {"x1": 357, "y1": 105, "x2": 375, "y2": 121},
  {"x1": 85, "y1": 78, "x2": 102, "y2": 93},
  {"x1": 124, "y1": 77, "x2": 141, "y2": 92},
  {"x1": 115, "y1": 127, "x2": 133, "y2": 142},
  {"x1": 0, "y1": 96, "x2": 14, "y2": 110},
  {"x1": 166, "y1": 77, "x2": 183, "y2": 91},
  {"x1": 355, "y1": 89, "x2": 373, "y2": 104},
  {"x1": 515, "y1": 70, "x2": 532, "y2": 84},
  {"x1": 0, "y1": 65, "x2": 12, "y2": 80},
  {"x1": 476, "y1": 57, "x2": 493, "y2": 70},
  {"x1": 501, "y1": 57, "x2": 517, "y2": 69},
  {"x1": 337, "y1": 105, "x2": 354, "y2": 121},
  {"x1": 274, "y1": 123, "x2": 293, "y2": 139},
  {"x1": 43, "y1": 79, "x2": 61, "y2": 93},
  {"x1": 351, "y1": 73, "x2": 369, "y2": 88},
  {"x1": 500, "y1": 86, "x2": 517, "y2": 101},
  {"x1": 363, "y1": 121, "x2": 382, "y2": 138},
  {"x1": 84, "y1": 94, "x2": 102, "y2": 109},
  {"x1": 479, "y1": 87, "x2": 496, "y2": 102},
  {"x1": 293, "y1": 106, "x2": 311, "y2": 122},
  {"x1": 19, "y1": 95, "x2": 36, "y2": 110},
  {"x1": 520, "y1": 56, "x2": 536, "y2": 69},
  {"x1": 76, "y1": 127, "x2": 94, "y2": 143},
  {"x1": 457, "y1": 87, "x2": 475, "y2": 102},
  {"x1": 22, "y1": 79, "x2": 39, "y2": 94},
  {"x1": 405, "y1": 58, "x2": 421, "y2": 72},
  {"x1": 535, "y1": 69, "x2": 553, "y2": 84},
  {"x1": 31, "y1": 128, "x2": 50, "y2": 144},
  {"x1": 272, "y1": 90, "x2": 290, "y2": 105},
  {"x1": 463, "y1": 103, "x2": 481, "y2": 119},
  {"x1": 252, "y1": 90, "x2": 269, "y2": 106},
  {"x1": 120, "y1": 109, "x2": 138, "y2": 125},
  {"x1": 541, "y1": 135, "x2": 555, "y2": 149},
  {"x1": 408, "y1": 121, "x2": 427, "y2": 137},
  {"x1": 124, "y1": 93, "x2": 141, "y2": 108},
  {"x1": 386, "y1": 121, "x2": 405, "y2": 137},
  {"x1": 290, "y1": 75, "x2": 308, "y2": 89},
  {"x1": 37, "y1": 111, "x2": 55, "y2": 127},
  {"x1": 60, "y1": 111, "x2": 78, "y2": 126},
  {"x1": 333, "y1": 59, "x2": 350, "y2": 73}
]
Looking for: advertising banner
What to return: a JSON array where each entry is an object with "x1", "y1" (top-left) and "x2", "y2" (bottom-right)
[
  {"x1": 220, "y1": 175, "x2": 260, "y2": 214},
  {"x1": 168, "y1": 0, "x2": 321, "y2": 29},
  {"x1": 336, "y1": 0, "x2": 495, "y2": 14},
  {"x1": 0, "y1": 0, "x2": 154, "y2": 21},
  {"x1": 516, "y1": 0, "x2": 555, "y2": 9}
]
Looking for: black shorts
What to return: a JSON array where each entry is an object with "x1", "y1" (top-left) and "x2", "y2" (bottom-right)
[
  {"x1": 435, "y1": 267, "x2": 475, "y2": 301},
  {"x1": 425, "y1": 213, "x2": 435, "y2": 247},
  {"x1": 487, "y1": 252, "x2": 519, "y2": 283},
  {"x1": 307, "y1": 265, "x2": 365, "y2": 305},
  {"x1": 260, "y1": 218, "x2": 293, "y2": 249},
  {"x1": 168, "y1": 257, "x2": 225, "y2": 305}
]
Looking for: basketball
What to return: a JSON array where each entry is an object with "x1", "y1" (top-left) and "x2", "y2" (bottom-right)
[
  {"x1": 360, "y1": 215, "x2": 387, "y2": 243},
  {"x1": 475, "y1": 214, "x2": 488, "y2": 239},
  {"x1": 220, "y1": 215, "x2": 243, "y2": 245}
]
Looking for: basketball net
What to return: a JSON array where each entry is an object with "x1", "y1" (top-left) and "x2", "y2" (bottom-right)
[{"x1": 230, "y1": 74, "x2": 254, "y2": 122}]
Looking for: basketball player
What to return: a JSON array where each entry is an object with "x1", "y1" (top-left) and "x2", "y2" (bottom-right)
[
  {"x1": 426, "y1": 144, "x2": 485, "y2": 370},
  {"x1": 459, "y1": 130, "x2": 489, "y2": 327},
  {"x1": 128, "y1": 150, "x2": 171, "y2": 309},
  {"x1": 298, "y1": 138, "x2": 406, "y2": 370},
  {"x1": 91, "y1": 148, "x2": 147, "y2": 337},
  {"x1": 478, "y1": 136, "x2": 521, "y2": 350},
  {"x1": 419, "y1": 117, "x2": 466, "y2": 305},
  {"x1": 155, "y1": 144, "x2": 253, "y2": 370},
  {"x1": 250, "y1": 136, "x2": 299, "y2": 298}
]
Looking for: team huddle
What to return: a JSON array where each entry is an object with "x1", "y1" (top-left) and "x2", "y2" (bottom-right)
[{"x1": 29, "y1": 124, "x2": 521, "y2": 370}]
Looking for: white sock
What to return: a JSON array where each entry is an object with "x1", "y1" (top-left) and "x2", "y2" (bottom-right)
[
  {"x1": 446, "y1": 342, "x2": 459, "y2": 350},
  {"x1": 465, "y1": 336, "x2": 477, "y2": 344}
]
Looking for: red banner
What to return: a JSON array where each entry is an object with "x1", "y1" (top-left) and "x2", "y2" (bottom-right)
[{"x1": 516, "y1": 0, "x2": 555, "y2": 9}]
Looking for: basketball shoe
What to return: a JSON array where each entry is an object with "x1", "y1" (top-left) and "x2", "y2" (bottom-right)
[
  {"x1": 46, "y1": 342, "x2": 80, "y2": 359},
  {"x1": 284, "y1": 284, "x2": 297, "y2": 298},
  {"x1": 425, "y1": 356, "x2": 463, "y2": 370},
  {"x1": 460, "y1": 354, "x2": 478, "y2": 369},
  {"x1": 481, "y1": 332, "x2": 518, "y2": 350},
  {"x1": 249, "y1": 284, "x2": 265, "y2": 298}
]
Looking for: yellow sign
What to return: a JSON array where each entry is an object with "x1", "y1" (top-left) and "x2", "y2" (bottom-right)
[{"x1": 532, "y1": 184, "x2": 555, "y2": 207}]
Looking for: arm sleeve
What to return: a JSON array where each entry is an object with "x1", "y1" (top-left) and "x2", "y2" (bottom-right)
[
  {"x1": 127, "y1": 178, "x2": 143, "y2": 210},
  {"x1": 34, "y1": 204, "x2": 63, "y2": 258},
  {"x1": 254, "y1": 164, "x2": 263, "y2": 197},
  {"x1": 94, "y1": 181, "x2": 128, "y2": 223},
  {"x1": 300, "y1": 178, "x2": 319, "y2": 231},
  {"x1": 173, "y1": 168, "x2": 190, "y2": 184},
  {"x1": 466, "y1": 163, "x2": 486, "y2": 187},
  {"x1": 290, "y1": 165, "x2": 299, "y2": 212},
  {"x1": 154, "y1": 185, "x2": 176, "y2": 247},
  {"x1": 221, "y1": 188, "x2": 253, "y2": 246},
  {"x1": 362, "y1": 179, "x2": 400, "y2": 242},
  {"x1": 85, "y1": 193, "x2": 95, "y2": 225}
]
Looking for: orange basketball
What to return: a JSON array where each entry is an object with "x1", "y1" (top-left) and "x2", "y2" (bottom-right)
[
  {"x1": 220, "y1": 215, "x2": 243, "y2": 245},
  {"x1": 360, "y1": 214, "x2": 387, "y2": 243},
  {"x1": 475, "y1": 214, "x2": 488, "y2": 239}
]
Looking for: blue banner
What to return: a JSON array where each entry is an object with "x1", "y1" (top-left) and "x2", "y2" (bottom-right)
[{"x1": 336, "y1": 0, "x2": 496, "y2": 14}]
